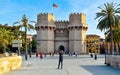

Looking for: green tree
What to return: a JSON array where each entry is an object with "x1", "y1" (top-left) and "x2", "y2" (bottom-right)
[
  {"x1": 118, "y1": 30, "x2": 120, "y2": 55},
  {"x1": 0, "y1": 24, "x2": 26, "y2": 53},
  {"x1": 113, "y1": 26, "x2": 120, "y2": 55},
  {"x1": 13, "y1": 14, "x2": 35, "y2": 60},
  {"x1": 31, "y1": 39, "x2": 37, "y2": 50},
  {"x1": 0, "y1": 28, "x2": 14, "y2": 53},
  {"x1": 104, "y1": 27, "x2": 120, "y2": 55},
  {"x1": 95, "y1": 2, "x2": 120, "y2": 55}
]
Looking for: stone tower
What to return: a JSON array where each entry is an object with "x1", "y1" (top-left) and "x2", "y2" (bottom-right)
[
  {"x1": 35, "y1": 13, "x2": 55, "y2": 53},
  {"x1": 68, "y1": 13, "x2": 88, "y2": 54},
  {"x1": 35, "y1": 13, "x2": 88, "y2": 54}
]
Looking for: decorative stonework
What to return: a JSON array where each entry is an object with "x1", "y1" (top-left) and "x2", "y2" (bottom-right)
[
  {"x1": 67, "y1": 26, "x2": 88, "y2": 31},
  {"x1": 35, "y1": 13, "x2": 88, "y2": 54},
  {"x1": 35, "y1": 26, "x2": 55, "y2": 31}
]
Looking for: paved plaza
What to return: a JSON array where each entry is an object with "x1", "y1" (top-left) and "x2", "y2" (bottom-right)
[{"x1": 2, "y1": 55, "x2": 120, "y2": 75}]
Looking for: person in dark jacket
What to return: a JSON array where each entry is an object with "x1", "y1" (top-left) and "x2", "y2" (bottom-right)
[{"x1": 57, "y1": 50, "x2": 64, "y2": 69}]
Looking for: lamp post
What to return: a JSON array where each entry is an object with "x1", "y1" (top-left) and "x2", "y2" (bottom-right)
[
  {"x1": 94, "y1": 41, "x2": 97, "y2": 60},
  {"x1": 84, "y1": 42, "x2": 86, "y2": 55},
  {"x1": 104, "y1": 32, "x2": 107, "y2": 64},
  {"x1": 36, "y1": 42, "x2": 40, "y2": 57},
  {"x1": 29, "y1": 44, "x2": 32, "y2": 57},
  {"x1": 18, "y1": 33, "x2": 21, "y2": 56}
]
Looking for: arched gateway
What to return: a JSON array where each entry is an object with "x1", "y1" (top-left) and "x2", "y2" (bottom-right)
[
  {"x1": 59, "y1": 45, "x2": 64, "y2": 51},
  {"x1": 35, "y1": 13, "x2": 88, "y2": 54}
]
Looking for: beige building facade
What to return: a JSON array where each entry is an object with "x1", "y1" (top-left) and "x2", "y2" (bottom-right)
[
  {"x1": 86, "y1": 35, "x2": 100, "y2": 54},
  {"x1": 35, "y1": 13, "x2": 88, "y2": 54}
]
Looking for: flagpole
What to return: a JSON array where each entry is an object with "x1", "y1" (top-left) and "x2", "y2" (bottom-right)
[
  {"x1": 52, "y1": 0, "x2": 53, "y2": 14},
  {"x1": 52, "y1": 4, "x2": 53, "y2": 14},
  {"x1": 52, "y1": 1, "x2": 58, "y2": 14}
]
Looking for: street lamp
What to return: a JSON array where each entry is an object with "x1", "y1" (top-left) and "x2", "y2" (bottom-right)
[
  {"x1": 84, "y1": 41, "x2": 86, "y2": 55},
  {"x1": 104, "y1": 32, "x2": 107, "y2": 64},
  {"x1": 29, "y1": 44, "x2": 32, "y2": 57},
  {"x1": 18, "y1": 33, "x2": 21, "y2": 56},
  {"x1": 94, "y1": 40, "x2": 97, "y2": 60},
  {"x1": 36, "y1": 42, "x2": 40, "y2": 57}
]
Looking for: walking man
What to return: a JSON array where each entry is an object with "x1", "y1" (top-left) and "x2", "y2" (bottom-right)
[{"x1": 57, "y1": 50, "x2": 64, "y2": 69}]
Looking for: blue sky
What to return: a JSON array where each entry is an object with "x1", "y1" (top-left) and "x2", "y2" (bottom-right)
[{"x1": 0, "y1": 0, "x2": 119, "y2": 38}]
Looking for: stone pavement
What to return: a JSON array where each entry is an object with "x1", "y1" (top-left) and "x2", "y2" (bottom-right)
[{"x1": 1, "y1": 55, "x2": 120, "y2": 75}]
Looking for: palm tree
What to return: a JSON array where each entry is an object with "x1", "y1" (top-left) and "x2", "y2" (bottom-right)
[
  {"x1": 113, "y1": 26, "x2": 120, "y2": 55},
  {"x1": 95, "y1": 2, "x2": 120, "y2": 55},
  {"x1": 13, "y1": 14, "x2": 35, "y2": 60},
  {"x1": 0, "y1": 28, "x2": 14, "y2": 53},
  {"x1": 118, "y1": 30, "x2": 120, "y2": 55},
  {"x1": 104, "y1": 24, "x2": 120, "y2": 54}
]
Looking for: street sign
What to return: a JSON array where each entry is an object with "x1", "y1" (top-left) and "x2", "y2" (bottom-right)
[
  {"x1": 12, "y1": 44, "x2": 22, "y2": 47},
  {"x1": 12, "y1": 40, "x2": 22, "y2": 47},
  {"x1": 12, "y1": 40, "x2": 22, "y2": 43}
]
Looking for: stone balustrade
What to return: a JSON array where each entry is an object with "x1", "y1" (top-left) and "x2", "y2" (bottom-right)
[
  {"x1": 106, "y1": 55, "x2": 120, "y2": 69},
  {"x1": 0, "y1": 56, "x2": 22, "y2": 74}
]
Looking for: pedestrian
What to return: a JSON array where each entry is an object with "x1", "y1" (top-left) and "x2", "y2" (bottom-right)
[
  {"x1": 52, "y1": 52, "x2": 54, "y2": 56},
  {"x1": 44, "y1": 53, "x2": 47, "y2": 57},
  {"x1": 75, "y1": 51, "x2": 78, "y2": 58},
  {"x1": 57, "y1": 50, "x2": 64, "y2": 69},
  {"x1": 39, "y1": 52, "x2": 43, "y2": 59},
  {"x1": 69, "y1": 51, "x2": 72, "y2": 56},
  {"x1": 90, "y1": 53, "x2": 93, "y2": 58}
]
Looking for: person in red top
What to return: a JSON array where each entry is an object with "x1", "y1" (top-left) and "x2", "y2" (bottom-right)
[{"x1": 39, "y1": 52, "x2": 43, "y2": 59}]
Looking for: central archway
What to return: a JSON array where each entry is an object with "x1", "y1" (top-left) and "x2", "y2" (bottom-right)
[{"x1": 59, "y1": 45, "x2": 64, "y2": 51}]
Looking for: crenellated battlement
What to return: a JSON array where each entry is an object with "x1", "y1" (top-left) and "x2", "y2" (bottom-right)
[
  {"x1": 69, "y1": 13, "x2": 86, "y2": 17},
  {"x1": 37, "y1": 13, "x2": 53, "y2": 16},
  {"x1": 54, "y1": 20, "x2": 69, "y2": 26},
  {"x1": 55, "y1": 20, "x2": 69, "y2": 23},
  {"x1": 70, "y1": 12, "x2": 82, "y2": 15},
  {"x1": 69, "y1": 13, "x2": 86, "y2": 18}
]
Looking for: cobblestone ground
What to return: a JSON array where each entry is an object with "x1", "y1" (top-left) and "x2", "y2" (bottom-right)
[{"x1": 2, "y1": 55, "x2": 120, "y2": 75}]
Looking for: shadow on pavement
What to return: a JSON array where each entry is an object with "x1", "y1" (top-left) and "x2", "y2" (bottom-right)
[{"x1": 81, "y1": 65, "x2": 120, "y2": 75}]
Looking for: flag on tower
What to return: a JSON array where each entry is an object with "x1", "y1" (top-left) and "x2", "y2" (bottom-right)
[{"x1": 53, "y1": 3, "x2": 58, "y2": 8}]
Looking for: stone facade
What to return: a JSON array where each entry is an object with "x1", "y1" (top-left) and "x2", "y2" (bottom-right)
[{"x1": 35, "y1": 13, "x2": 88, "y2": 54}]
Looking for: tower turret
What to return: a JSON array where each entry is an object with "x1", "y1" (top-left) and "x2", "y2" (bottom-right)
[
  {"x1": 69, "y1": 13, "x2": 87, "y2": 26},
  {"x1": 68, "y1": 13, "x2": 88, "y2": 54},
  {"x1": 35, "y1": 13, "x2": 55, "y2": 53}
]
